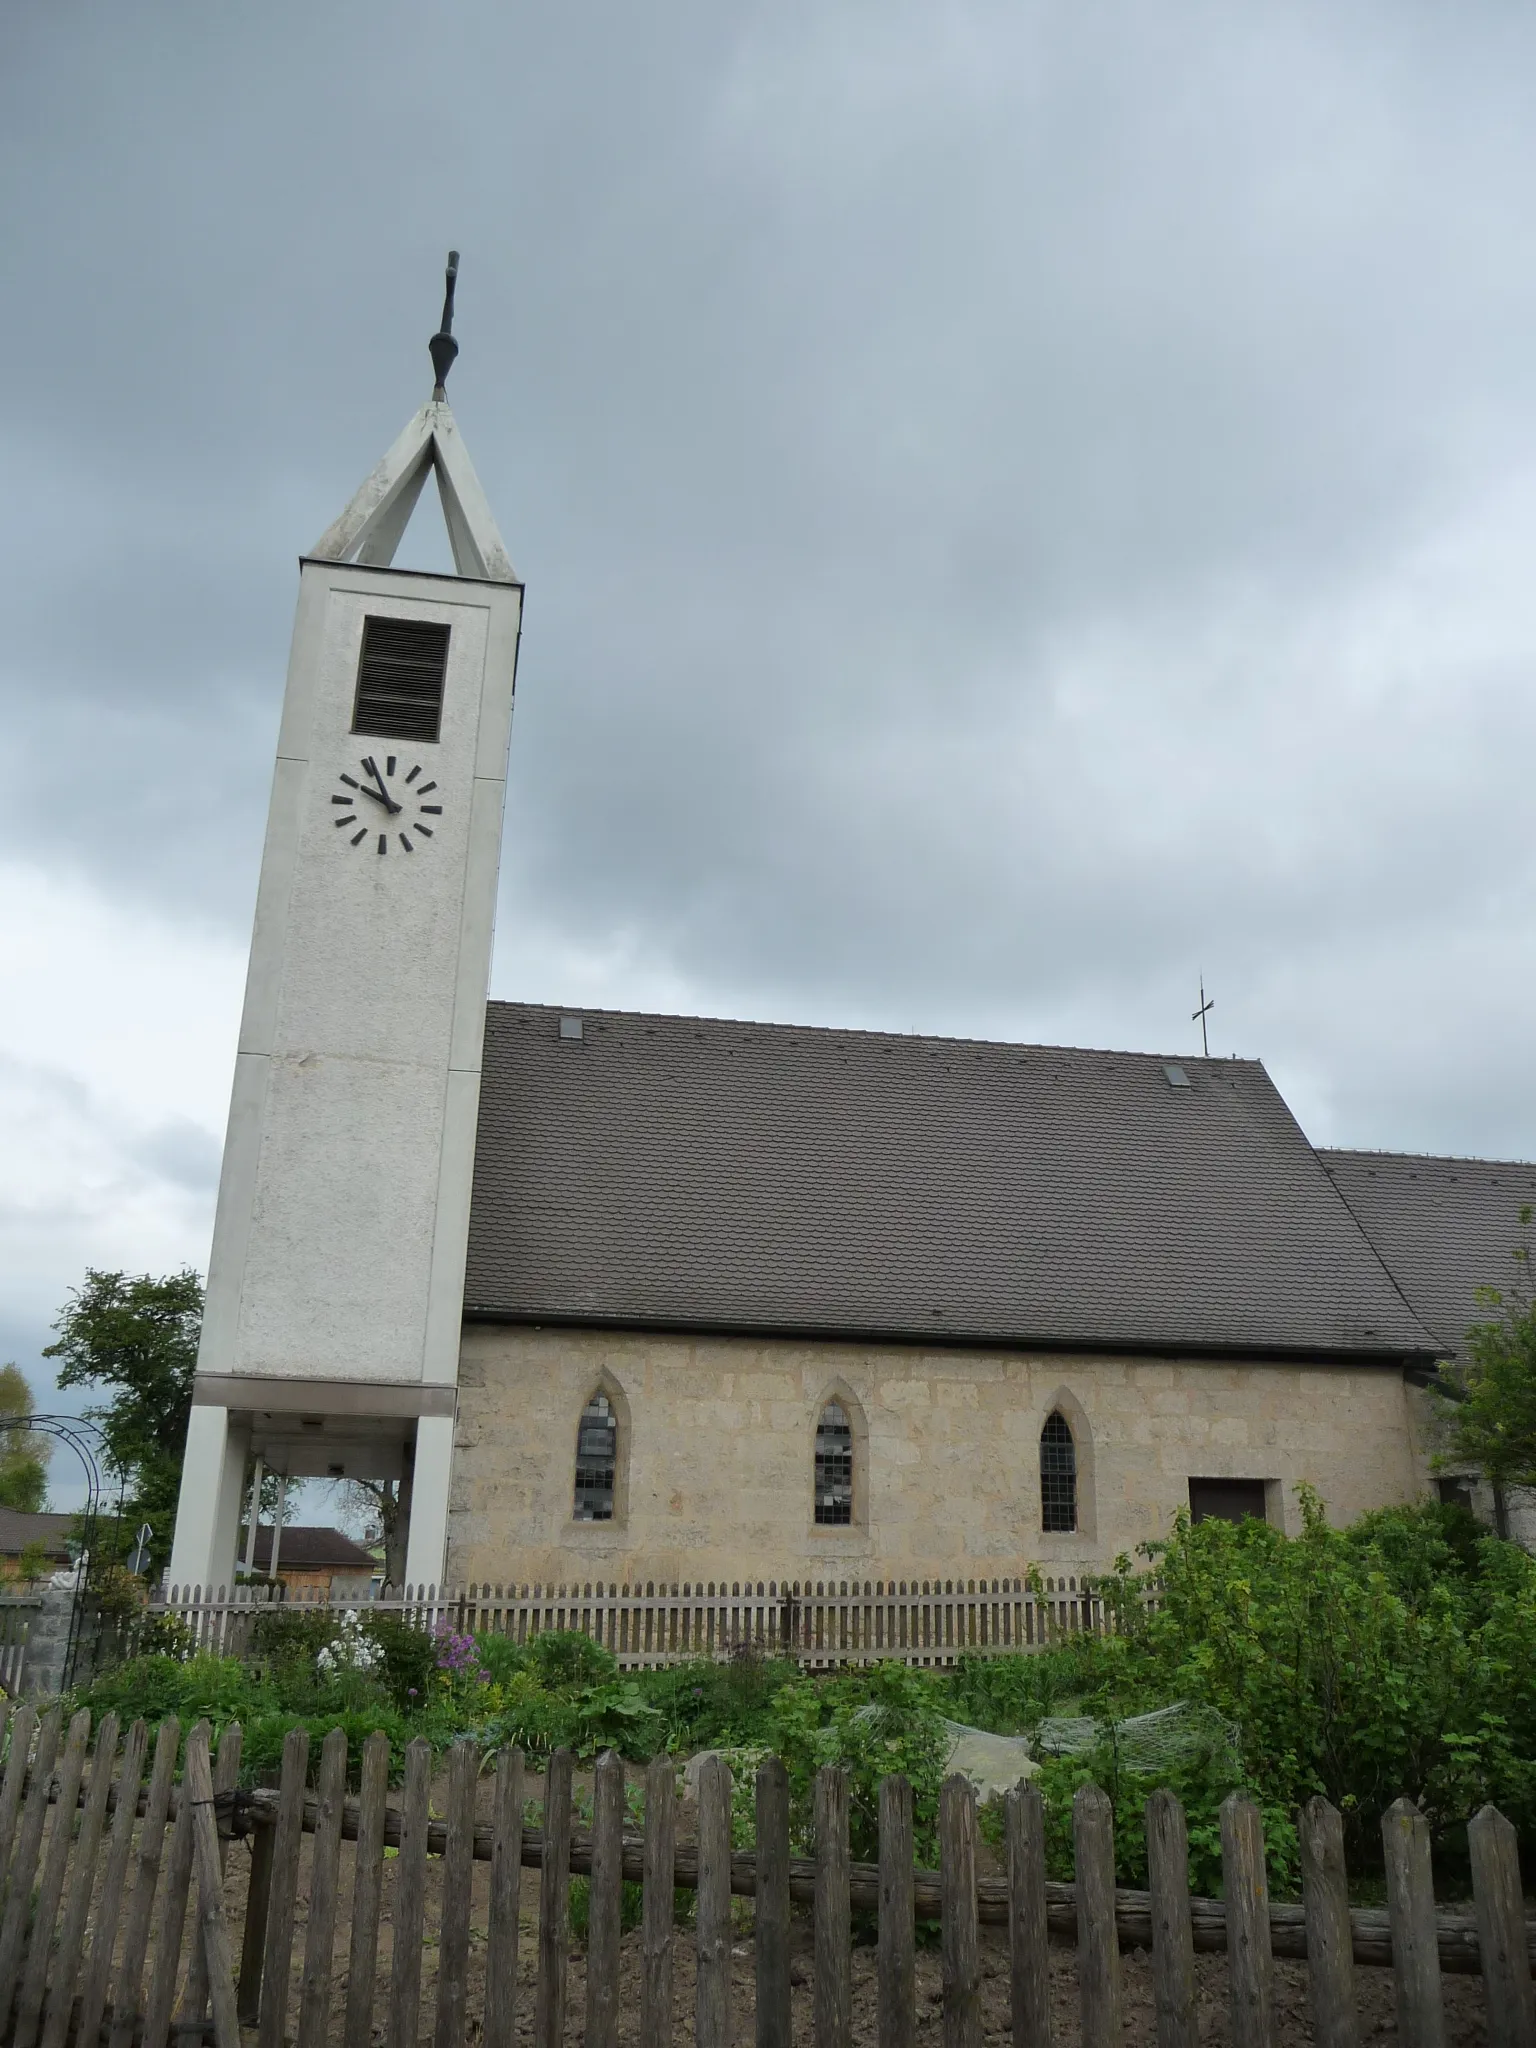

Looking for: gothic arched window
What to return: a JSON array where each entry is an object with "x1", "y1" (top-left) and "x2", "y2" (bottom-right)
[
  {"x1": 573, "y1": 1392, "x2": 617, "y2": 1522},
  {"x1": 1040, "y1": 1412, "x2": 1077, "y2": 1533},
  {"x1": 814, "y1": 1401, "x2": 854, "y2": 1525}
]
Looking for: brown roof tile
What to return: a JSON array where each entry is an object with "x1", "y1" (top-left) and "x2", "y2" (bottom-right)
[
  {"x1": 1320, "y1": 1150, "x2": 1536, "y2": 1360},
  {"x1": 466, "y1": 1004, "x2": 1437, "y2": 1361}
]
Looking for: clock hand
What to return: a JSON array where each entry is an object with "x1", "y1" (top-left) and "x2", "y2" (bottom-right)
[
  {"x1": 356, "y1": 782, "x2": 402, "y2": 814},
  {"x1": 360, "y1": 764, "x2": 403, "y2": 815}
]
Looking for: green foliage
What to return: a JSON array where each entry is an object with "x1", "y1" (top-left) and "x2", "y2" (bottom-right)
[
  {"x1": 0, "y1": 1365, "x2": 49, "y2": 1514},
  {"x1": 569, "y1": 1877, "x2": 645, "y2": 1943},
  {"x1": 637, "y1": 1653, "x2": 801, "y2": 1753},
  {"x1": 761, "y1": 1661, "x2": 950, "y2": 1864},
  {"x1": 1433, "y1": 1213, "x2": 1536, "y2": 1494},
  {"x1": 44, "y1": 1269, "x2": 203, "y2": 1572}
]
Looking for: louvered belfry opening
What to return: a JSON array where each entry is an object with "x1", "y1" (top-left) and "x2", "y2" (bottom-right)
[
  {"x1": 573, "y1": 1391, "x2": 617, "y2": 1521},
  {"x1": 352, "y1": 615, "x2": 451, "y2": 742},
  {"x1": 1040, "y1": 1410, "x2": 1077, "y2": 1532},
  {"x1": 815, "y1": 1400, "x2": 854, "y2": 1524}
]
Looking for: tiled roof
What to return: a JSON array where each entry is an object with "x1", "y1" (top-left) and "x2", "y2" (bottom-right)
[
  {"x1": 0, "y1": 1510, "x2": 74, "y2": 1558},
  {"x1": 249, "y1": 1525, "x2": 375, "y2": 1571},
  {"x1": 1319, "y1": 1150, "x2": 1536, "y2": 1360},
  {"x1": 466, "y1": 1003, "x2": 1438, "y2": 1362}
]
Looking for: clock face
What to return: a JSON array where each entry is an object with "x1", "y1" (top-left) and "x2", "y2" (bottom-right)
[{"x1": 329, "y1": 754, "x2": 444, "y2": 855}]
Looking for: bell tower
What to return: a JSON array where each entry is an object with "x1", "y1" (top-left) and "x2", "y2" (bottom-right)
[{"x1": 167, "y1": 257, "x2": 523, "y2": 1592}]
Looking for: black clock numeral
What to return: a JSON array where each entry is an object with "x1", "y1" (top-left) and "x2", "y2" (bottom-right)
[
  {"x1": 331, "y1": 795, "x2": 353, "y2": 806},
  {"x1": 386, "y1": 756, "x2": 396, "y2": 776},
  {"x1": 350, "y1": 828, "x2": 367, "y2": 846},
  {"x1": 417, "y1": 781, "x2": 437, "y2": 795},
  {"x1": 405, "y1": 765, "x2": 421, "y2": 784},
  {"x1": 420, "y1": 804, "x2": 443, "y2": 815},
  {"x1": 333, "y1": 815, "x2": 357, "y2": 828},
  {"x1": 399, "y1": 833, "x2": 414, "y2": 852},
  {"x1": 377, "y1": 834, "x2": 387, "y2": 855},
  {"x1": 340, "y1": 774, "x2": 360, "y2": 790},
  {"x1": 415, "y1": 824, "x2": 433, "y2": 838}
]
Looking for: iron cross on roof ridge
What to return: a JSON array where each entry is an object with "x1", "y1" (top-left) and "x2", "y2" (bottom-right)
[{"x1": 1192, "y1": 973, "x2": 1215, "y2": 1057}]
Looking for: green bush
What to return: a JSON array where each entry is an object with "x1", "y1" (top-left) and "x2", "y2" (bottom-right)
[
  {"x1": 637, "y1": 1654, "x2": 800, "y2": 1753},
  {"x1": 763, "y1": 1661, "x2": 950, "y2": 1864}
]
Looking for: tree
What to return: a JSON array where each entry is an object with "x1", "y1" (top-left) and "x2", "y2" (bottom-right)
[
  {"x1": 0, "y1": 1365, "x2": 50, "y2": 1513},
  {"x1": 329, "y1": 1477, "x2": 406, "y2": 1588},
  {"x1": 43, "y1": 1269, "x2": 202, "y2": 1571},
  {"x1": 1433, "y1": 1209, "x2": 1536, "y2": 1496}
]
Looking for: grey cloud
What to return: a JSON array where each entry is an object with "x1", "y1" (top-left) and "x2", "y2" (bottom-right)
[{"x1": 4, "y1": 0, "x2": 1536, "y2": 1193}]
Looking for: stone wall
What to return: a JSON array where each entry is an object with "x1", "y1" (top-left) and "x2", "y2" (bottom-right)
[{"x1": 446, "y1": 1324, "x2": 1433, "y2": 1588}]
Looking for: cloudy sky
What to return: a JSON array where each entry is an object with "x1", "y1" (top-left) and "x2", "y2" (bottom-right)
[{"x1": 4, "y1": 3, "x2": 1536, "y2": 1500}]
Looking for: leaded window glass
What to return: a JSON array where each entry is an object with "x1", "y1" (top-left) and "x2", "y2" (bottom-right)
[
  {"x1": 573, "y1": 1392, "x2": 617, "y2": 1521},
  {"x1": 815, "y1": 1401, "x2": 853, "y2": 1525},
  {"x1": 1040, "y1": 1411, "x2": 1077, "y2": 1532}
]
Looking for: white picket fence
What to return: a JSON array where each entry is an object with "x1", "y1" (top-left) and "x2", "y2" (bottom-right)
[{"x1": 147, "y1": 1573, "x2": 1110, "y2": 1668}]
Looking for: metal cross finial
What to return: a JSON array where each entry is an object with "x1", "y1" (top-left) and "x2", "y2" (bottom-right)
[
  {"x1": 1192, "y1": 973, "x2": 1215, "y2": 1058},
  {"x1": 429, "y1": 249, "x2": 461, "y2": 398}
]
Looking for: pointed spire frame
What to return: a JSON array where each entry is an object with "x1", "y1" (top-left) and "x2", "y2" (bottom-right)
[{"x1": 308, "y1": 398, "x2": 519, "y2": 584}]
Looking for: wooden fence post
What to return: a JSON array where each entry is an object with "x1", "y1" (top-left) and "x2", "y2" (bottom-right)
[
  {"x1": 434, "y1": 1735, "x2": 480, "y2": 2048},
  {"x1": 143, "y1": 1717, "x2": 210, "y2": 2048},
  {"x1": 387, "y1": 1736, "x2": 433, "y2": 2048},
  {"x1": 941, "y1": 1774, "x2": 981, "y2": 2048},
  {"x1": 586, "y1": 1749, "x2": 626, "y2": 2048},
  {"x1": 1300, "y1": 1797, "x2": 1359, "y2": 2048},
  {"x1": 1469, "y1": 1805, "x2": 1535, "y2": 2048},
  {"x1": 343, "y1": 1728, "x2": 393, "y2": 2048},
  {"x1": 237, "y1": 1810, "x2": 276, "y2": 2029},
  {"x1": 0, "y1": 1700, "x2": 27, "y2": 1886},
  {"x1": 40, "y1": 1709, "x2": 121, "y2": 2048},
  {"x1": 109, "y1": 1714, "x2": 179, "y2": 2048},
  {"x1": 77, "y1": 1716, "x2": 149, "y2": 2048},
  {"x1": 184, "y1": 1720, "x2": 241, "y2": 2048},
  {"x1": 535, "y1": 1746, "x2": 573, "y2": 2048},
  {"x1": 1221, "y1": 1793, "x2": 1274, "y2": 2048},
  {"x1": 1074, "y1": 1783, "x2": 1120, "y2": 2048},
  {"x1": 483, "y1": 1746, "x2": 525, "y2": 2048},
  {"x1": 1146, "y1": 1788, "x2": 1196, "y2": 2048},
  {"x1": 177, "y1": 1719, "x2": 245, "y2": 2035},
  {"x1": 297, "y1": 1725, "x2": 349, "y2": 2048},
  {"x1": 698, "y1": 1752, "x2": 734, "y2": 2048},
  {"x1": 757, "y1": 1755, "x2": 792, "y2": 2048},
  {"x1": 641, "y1": 1753, "x2": 676, "y2": 2048},
  {"x1": 1006, "y1": 1782, "x2": 1050, "y2": 2048},
  {"x1": 13, "y1": 1705, "x2": 92, "y2": 2048},
  {"x1": 1382, "y1": 1798, "x2": 1444, "y2": 2048},
  {"x1": 258, "y1": 1725, "x2": 312, "y2": 2048},
  {"x1": 879, "y1": 1773, "x2": 915, "y2": 2048},
  {"x1": 814, "y1": 1764, "x2": 851, "y2": 2048},
  {"x1": 0, "y1": 1702, "x2": 63, "y2": 2019}
]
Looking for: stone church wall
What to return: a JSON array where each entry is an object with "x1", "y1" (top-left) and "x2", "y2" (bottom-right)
[{"x1": 447, "y1": 1323, "x2": 1432, "y2": 1589}]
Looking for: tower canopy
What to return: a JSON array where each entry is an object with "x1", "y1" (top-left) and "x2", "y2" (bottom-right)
[{"x1": 309, "y1": 252, "x2": 519, "y2": 585}]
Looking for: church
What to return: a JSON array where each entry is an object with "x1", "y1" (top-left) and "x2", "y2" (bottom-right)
[{"x1": 166, "y1": 267, "x2": 1536, "y2": 1598}]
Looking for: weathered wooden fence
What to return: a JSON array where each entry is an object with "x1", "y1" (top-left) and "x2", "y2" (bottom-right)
[
  {"x1": 149, "y1": 1573, "x2": 1110, "y2": 1667},
  {"x1": 3, "y1": 1705, "x2": 1534, "y2": 2048}
]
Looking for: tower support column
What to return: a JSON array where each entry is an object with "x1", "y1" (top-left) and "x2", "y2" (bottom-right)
[
  {"x1": 403, "y1": 1413, "x2": 455, "y2": 1591},
  {"x1": 167, "y1": 1407, "x2": 249, "y2": 1594}
]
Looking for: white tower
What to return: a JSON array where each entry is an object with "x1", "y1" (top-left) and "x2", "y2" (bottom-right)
[{"x1": 167, "y1": 257, "x2": 522, "y2": 1593}]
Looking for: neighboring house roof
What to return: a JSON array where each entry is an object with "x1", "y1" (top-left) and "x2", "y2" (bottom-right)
[
  {"x1": 248, "y1": 1526, "x2": 375, "y2": 1572},
  {"x1": 1320, "y1": 1150, "x2": 1536, "y2": 1361},
  {"x1": 466, "y1": 1003, "x2": 1438, "y2": 1362},
  {"x1": 0, "y1": 1511, "x2": 74, "y2": 1558}
]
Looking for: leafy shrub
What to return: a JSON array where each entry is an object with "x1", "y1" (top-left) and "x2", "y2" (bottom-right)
[
  {"x1": 763, "y1": 1661, "x2": 950, "y2": 1863},
  {"x1": 637, "y1": 1653, "x2": 800, "y2": 1752},
  {"x1": 241, "y1": 1705, "x2": 418, "y2": 1788},
  {"x1": 74, "y1": 1654, "x2": 273, "y2": 1735}
]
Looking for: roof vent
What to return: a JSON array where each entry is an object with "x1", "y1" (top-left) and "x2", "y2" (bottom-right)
[
  {"x1": 559, "y1": 1016, "x2": 584, "y2": 1041},
  {"x1": 1163, "y1": 1064, "x2": 1191, "y2": 1088}
]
